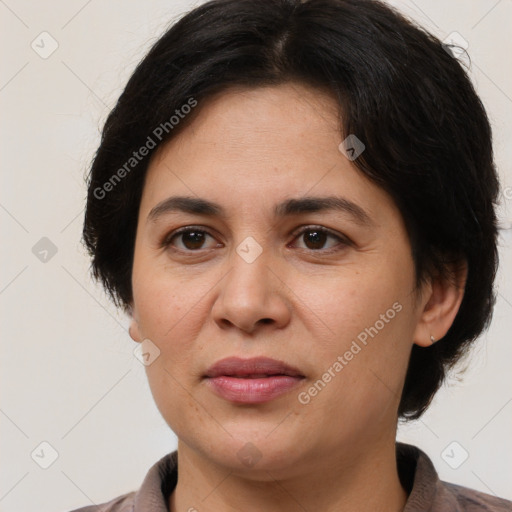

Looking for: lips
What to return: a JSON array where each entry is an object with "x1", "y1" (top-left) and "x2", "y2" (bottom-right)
[
  {"x1": 204, "y1": 357, "x2": 305, "y2": 404},
  {"x1": 205, "y1": 356, "x2": 303, "y2": 378}
]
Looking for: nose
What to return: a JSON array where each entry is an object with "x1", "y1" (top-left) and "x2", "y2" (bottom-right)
[{"x1": 211, "y1": 247, "x2": 291, "y2": 334}]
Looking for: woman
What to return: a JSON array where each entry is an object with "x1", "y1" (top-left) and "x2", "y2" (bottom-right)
[{"x1": 77, "y1": 0, "x2": 511, "y2": 510}]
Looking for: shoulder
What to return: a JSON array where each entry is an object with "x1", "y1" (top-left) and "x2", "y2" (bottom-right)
[
  {"x1": 397, "y1": 443, "x2": 512, "y2": 512},
  {"x1": 440, "y1": 481, "x2": 512, "y2": 512},
  {"x1": 65, "y1": 451, "x2": 178, "y2": 512},
  {"x1": 67, "y1": 491, "x2": 136, "y2": 512}
]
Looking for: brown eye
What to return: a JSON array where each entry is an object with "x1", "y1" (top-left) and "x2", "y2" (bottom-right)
[
  {"x1": 291, "y1": 226, "x2": 348, "y2": 252},
  {"x1": 163, "y1": 227, "x2": 219, "y2": 251},
  {"x1": 179, "y1": 230, "x2": 207, "y2": 250},
  {"x1": 302, "y1": 229, "x2": 328, "y2": 250}
]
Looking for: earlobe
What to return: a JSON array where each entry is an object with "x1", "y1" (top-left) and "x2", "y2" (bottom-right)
[
  {"x1": 129, "y1": 316, "x2": 143, "y2": 343},
  {"x1": 413, "y1": 260, "x2": 468, "y2": 348}
]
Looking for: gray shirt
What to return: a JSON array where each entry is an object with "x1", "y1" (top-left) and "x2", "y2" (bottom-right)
[{"x1": 69, "y1": 443, "x2": 512, "y2": 511}]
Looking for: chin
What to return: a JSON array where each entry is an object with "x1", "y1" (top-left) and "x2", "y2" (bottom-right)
[{"x1": 181, "y1": 427, "x2": 314, "y2": 478}]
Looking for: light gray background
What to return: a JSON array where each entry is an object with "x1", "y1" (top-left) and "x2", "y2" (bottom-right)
[{"x1": 1, "y1": 1, "x2": 511, "y2": 511}]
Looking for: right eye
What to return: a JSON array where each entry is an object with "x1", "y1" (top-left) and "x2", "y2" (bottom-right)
[{"x1": 162, "y1": 227, "x2": 222, "y2": 252}]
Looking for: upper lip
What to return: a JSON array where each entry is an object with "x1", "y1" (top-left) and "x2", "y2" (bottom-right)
[{"x1": 204, "y1": 357, "x2": 304, "y2": 378}]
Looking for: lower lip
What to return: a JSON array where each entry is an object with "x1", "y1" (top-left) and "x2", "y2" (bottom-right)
[{"x1": 206, "y1": 375, "x2": 303, "y2": 403}]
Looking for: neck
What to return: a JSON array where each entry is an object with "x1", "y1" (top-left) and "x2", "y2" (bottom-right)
[{"x1": 169, "y1": 437, "x2": 408, "y2": 512}]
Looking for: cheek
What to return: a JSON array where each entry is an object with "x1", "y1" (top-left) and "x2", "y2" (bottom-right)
[
  {"x1": 143, "y1": 357, "x2": 208, "y2": 445},
  {"x1": 132, "y1": 254, "x2": 207, "y2": 339},
  {"x1": 133, "y1": 268, "x2": 207, "y2": 429},
  {"x1": 291, "y1": 261, "x2": 411, "y2": 348},
  {"x1": 290, "y1": 257, "x2": 415, "y2": 401}
]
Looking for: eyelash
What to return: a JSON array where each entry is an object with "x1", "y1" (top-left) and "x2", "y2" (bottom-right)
[{"x1": 161, "y1": 225, "x2": 350, "y2": 255}]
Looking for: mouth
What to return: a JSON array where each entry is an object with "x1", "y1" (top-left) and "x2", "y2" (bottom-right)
[
  {"x1": 204, "y1": 356, "x2": 305, "y2": 404},
  {"x1": 205, "y1": 356, "x2": 304, "y2": 378}
]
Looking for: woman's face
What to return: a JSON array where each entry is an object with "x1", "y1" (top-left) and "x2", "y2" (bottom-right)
[{"x1": 130, "y1": 83, "x2": 430, "y2": 476}]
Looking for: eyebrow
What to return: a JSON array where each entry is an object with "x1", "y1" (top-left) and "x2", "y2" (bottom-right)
[{"x1": 147, "y1": 195, "x2": 375, "y2": 227}]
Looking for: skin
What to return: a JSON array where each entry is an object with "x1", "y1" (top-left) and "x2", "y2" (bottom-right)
[{"x1": 129, "y1": 82, "x2": 467, "y2": 512}]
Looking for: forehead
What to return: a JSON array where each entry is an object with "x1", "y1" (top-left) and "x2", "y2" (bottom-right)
[
  {"x1": 186, "y1": 82, "x2": 341, "y2": 131},
  {"x1": 140, "y1": 83, "x2": 397, "y2": 225},
  {"x1": 150, "y1": 82, "x2": 342, "y2": 164}
]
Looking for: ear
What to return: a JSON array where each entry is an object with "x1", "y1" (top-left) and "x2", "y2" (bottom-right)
[
  {"x1": 412, "y1": 260, "x2": 468, "y2": 347},
  {"x1": 128, "y1": 306, "x2": 143, "y2": 343}
]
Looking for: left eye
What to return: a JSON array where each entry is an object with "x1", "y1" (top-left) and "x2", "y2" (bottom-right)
[
  {"x1": 164, "y1": 228, "x2": 220, "y2": 251},
  {"x1": 290, "y1": 226, "x2": 346, "y2": 251}
]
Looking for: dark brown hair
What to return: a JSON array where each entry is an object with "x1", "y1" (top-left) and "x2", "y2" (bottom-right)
[{"x1": 83, "y1": 0, "x2": 500, "y2": 420}]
